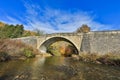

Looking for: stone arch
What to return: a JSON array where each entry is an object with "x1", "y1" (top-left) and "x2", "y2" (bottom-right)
[{"x1": 39, "y1": 37, "x2": 79, "y2": 56}]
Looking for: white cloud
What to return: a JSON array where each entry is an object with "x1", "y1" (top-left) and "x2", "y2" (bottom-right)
[
  {"x1": 6, "y1": 16, "x2": 22, "y2": 24},
  {"x1": 22, "y1": 1, "x2": 113, "y2": 33},
  {"x1": 0, "y1": 0, "x2": 113, "y2": 33}
]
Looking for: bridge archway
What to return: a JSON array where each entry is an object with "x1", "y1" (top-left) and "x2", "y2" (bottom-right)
[{"x1": 39, "y1": 37, "x2": 79, "y2": 56}]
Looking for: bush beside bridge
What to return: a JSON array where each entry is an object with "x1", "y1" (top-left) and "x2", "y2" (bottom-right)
[{"x1": 0, "y1": 39, "x2": 40, "y2": 62}]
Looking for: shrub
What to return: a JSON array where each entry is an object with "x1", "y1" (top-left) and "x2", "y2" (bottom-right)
[
  {"x1": 0, "y1": 39, "x2": 40, "y2": 61},
  {"x1": 24, "y1": 48, "x2": 35, "y2": 58},
  {"x1": 0, "y1": 51, "x2": 10, "y2": 61}
]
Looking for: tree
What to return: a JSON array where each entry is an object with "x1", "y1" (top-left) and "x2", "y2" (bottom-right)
[
  {"x1": 75, "y1": 24, "x2": 90, "y2": 33},
  {"x1": 0, "y1": 24, "x2": 24, "y2": 38},
  {"x1": 34, "y1": 28, "x2": 45, "y2": 36},
  {"x1": 13, "y1": 24, "x2": 24, "y2": 38},
  {"x1": 0, "y1": 21, "x2": 45, "y2": 38}
]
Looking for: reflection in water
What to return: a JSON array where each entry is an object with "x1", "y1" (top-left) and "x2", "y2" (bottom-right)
[{"x1": 0, "y1": 56, "x2": 120, "y2": 80}]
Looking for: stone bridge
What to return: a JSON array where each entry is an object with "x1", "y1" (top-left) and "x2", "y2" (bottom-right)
[
  {"x1": 37, "y1": 33, "x2": 83, "y2": 54},
  {"x1": 15, "y1": 33, "x2": 83, "y2": 54},
  {"x1": 16, "y1": 31, "x2": 120, "y2": 55}
]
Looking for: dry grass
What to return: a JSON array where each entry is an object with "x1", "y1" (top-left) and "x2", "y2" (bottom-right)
[
  {"x1": 79, "y1": 52, "x2": 120, "y2": 66},
  {"x1": 0, "y1": 39, "x2": 40, "y2": 61},
  {"x1": 79, "y1": 52, "x2": 101, "y2": 62}
]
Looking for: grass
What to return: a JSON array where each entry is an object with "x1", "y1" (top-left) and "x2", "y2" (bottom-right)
[{"x1": 0, "y1": 39, "x2": 40, "y2": 61}]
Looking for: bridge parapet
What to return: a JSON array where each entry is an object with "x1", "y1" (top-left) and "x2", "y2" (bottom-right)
[{"x1": 39, "y1": 33, "x2": 82, "y2": 37}]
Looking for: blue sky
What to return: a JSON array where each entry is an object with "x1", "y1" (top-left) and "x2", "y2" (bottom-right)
[{"x1": 0, "y1": 0, "x2": 120, "y2": 33}]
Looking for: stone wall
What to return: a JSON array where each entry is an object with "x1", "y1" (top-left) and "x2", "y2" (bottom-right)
[
  {"x1": 14, "y1": 36, "x2": 37, "y2": 48},
  {"x1": 81, "y1": 31, "x2": 120, "y2": 54}
]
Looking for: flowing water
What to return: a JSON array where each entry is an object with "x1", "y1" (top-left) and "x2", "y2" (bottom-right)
[{"x1": 0, "y1": 56, "x2": 120, "y2": 80}]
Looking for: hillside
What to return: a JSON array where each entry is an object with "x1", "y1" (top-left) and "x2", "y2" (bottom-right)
[{"x1": 0, "y1": 22, "x2": 42, "y2": 38}]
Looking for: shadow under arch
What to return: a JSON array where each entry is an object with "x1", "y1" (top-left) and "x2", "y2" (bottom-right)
[{"x1": 39, "y1": 37, "x2": 79, "y2": 56}]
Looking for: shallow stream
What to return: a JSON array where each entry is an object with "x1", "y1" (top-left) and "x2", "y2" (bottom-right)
[{"x1": 0, "y1": 56, "x2": 120, "y2": 80}]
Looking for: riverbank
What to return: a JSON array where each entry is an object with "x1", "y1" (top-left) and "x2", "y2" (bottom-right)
[
  {"x1": 77, "y1": 53, "x2": 120, "y2": 67},
  {"x1": 0, "y1": 39, "x2": 41, "y2": 62}
]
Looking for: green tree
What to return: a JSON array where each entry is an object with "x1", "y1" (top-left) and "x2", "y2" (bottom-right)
[
  {"x1": 0, "y1": 21, "x2": 45, "y2": 38},
  {"x1": 0, "y1": 24, "x2": 24, "y2": 38},
  {"x1": 13, "y1": 24, "x2": 24, "y2": 37}
]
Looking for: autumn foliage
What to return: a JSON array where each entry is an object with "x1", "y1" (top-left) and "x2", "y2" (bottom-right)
[
  {"x1": 0, "y1": 22, "x2": 5, "y2": 27},
  {"x1": 60, "y1": 45, "x2": 75, "y2": 57},
  {"x1": 76, "y1": 24, "x2": 90, "y2": 33}
]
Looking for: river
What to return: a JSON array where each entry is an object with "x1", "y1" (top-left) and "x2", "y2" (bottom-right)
[{"x1": 0, "y1": 56, "x2": 120, "y2": 80}]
